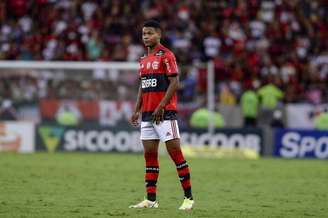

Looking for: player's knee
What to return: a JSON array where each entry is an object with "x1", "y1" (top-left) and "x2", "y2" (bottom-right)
[{"x1": 165, "y1": 138, "x2": 180, "y2": 147}]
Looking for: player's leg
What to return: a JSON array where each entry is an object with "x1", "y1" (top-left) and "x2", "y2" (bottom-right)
[
  {"x1": 154, "y1": 120, "x2": 194, "y2": 210},
  {"x1": 129, "y1": 140, "x2": 159, "y2": 208},
  {"x1": 166, "y1": 138, "x2": 194, "y2": 210},
  {"x1": 129, "y1": 122, "x2": 160, "y2": 208},
  {"x1": 143, "y1": 139, "x2": 160, "y2": 202},
  {"x1": 165, "y1": 138, "x2": 193, "y2": 197}
]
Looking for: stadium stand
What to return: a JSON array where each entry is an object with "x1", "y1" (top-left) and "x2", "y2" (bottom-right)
[{"x1": 0, "y1": 0, "x2": 327, "y2": 105}]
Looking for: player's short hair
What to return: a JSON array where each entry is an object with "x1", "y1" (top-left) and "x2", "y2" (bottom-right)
[{"x1": 143, "y1": 20, "x2": 162, "y2": 31}]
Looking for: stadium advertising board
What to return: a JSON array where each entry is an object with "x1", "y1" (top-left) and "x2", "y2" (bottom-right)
[
  {"x1": 36, "y1": 125, "x2": 142, "y2": 152},
  {"x1": 40, "y1": 99, "x2": 99, "y2": 121},
  {"x1": 286, "y1": 103, "x2": 328, "y2": 128},
  {"x1": 40, "y1": 99, "x2": 134, "y2": 125},
  {"x1": 36, "y1": 125, "x2": 263, "y2": 154},
  {"x1": 181, "y1": 128, "x2": 262, "y2": 155},
  {"x1": 0, "y1": 122, "x2": 34, "y2": 153},
  {"x1": 274, "y1": 129, "x2": 328, "y2": 159},
  {"x1": 99, "y1": 100, "x2": 134, "y2": 125},
  {"x1": 40, "y1": 100, "x2": 195, "y2": 127}
]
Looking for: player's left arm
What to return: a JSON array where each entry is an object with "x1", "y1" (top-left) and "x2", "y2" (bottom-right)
[
  {"x1": 152, "y1": 76, "x2": 179, "y2": 124},
  {"x1": 152, "y1": 53, "x2": 179, "y2": 124},
  {"x1": 159, "y1": 76, "x2": 179, "y2": 109}
]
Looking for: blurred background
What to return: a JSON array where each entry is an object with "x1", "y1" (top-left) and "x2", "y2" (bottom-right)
[{"x1": 0, "y1": 0, "x2": 328, "y2": 158}]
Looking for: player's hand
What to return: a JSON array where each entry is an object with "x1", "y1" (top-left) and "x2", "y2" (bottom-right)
[
  {"x1": 130, "y1": 111, "x2": 140, "y2": 127},
  {"x1": 152, "y1": 107, "x2": 164, "y2": 124}
]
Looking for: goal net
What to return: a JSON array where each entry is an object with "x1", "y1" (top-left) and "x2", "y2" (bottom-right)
[{"x1": 0, "y1": 61, "x2": 206, "y2": 128}]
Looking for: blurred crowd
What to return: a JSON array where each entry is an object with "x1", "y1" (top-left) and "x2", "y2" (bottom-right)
[
  {"x1": 1, "y1": 0, "x2": 328, "y2": 104},
  {"x1": 0, "y1": 71, "x2": 137, "y2": 102}
]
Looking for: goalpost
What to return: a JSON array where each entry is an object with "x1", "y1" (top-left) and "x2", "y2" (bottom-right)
[
  {"x1": 0, "y1": 61, "x2": 139, "y2": 70},
  {"x1": 0, "y1": 60, "x2": 215, "y2": 133}
]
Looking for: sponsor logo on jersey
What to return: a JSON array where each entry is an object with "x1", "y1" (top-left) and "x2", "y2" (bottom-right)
[
  {"x1": 141, "y1": 78, "x2": 157, "y2": 88},
  {"x1": 155, "y1": 50, "x2": 164, "y2": 56}
]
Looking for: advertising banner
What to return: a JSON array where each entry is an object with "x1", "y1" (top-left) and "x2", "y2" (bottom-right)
[
  {"x1": 286, "y1": 103, "x2": 328, "y2": 128},
  {"x1": 36, "y1": 125, "x2": 142, "y2": 152},
  {"x1": 99, "y1": 100, "x2": 134, "y2": 126},
  {"x1": 0, "y1": 122, "x2": 34, "y2": 153},
  {"x1": 274, "y1": 128, "x2": 328, "y2": 159},
  {"x1": 40, "y1": 99, "x2": 134, "y2": 126},
  {"x1": 180, "y1": 128, "x2": 263, "y2": 155},
  {"x1": 40, "y1": 99, "x2": 99, "y2": 121},
  {"x1": 36, "y1": 125, "x2": 263, "y2": 155}
]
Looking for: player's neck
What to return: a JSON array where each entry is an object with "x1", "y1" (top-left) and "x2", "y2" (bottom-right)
[{"x1": 147, "y1": 43, "x2": 160, "y2": 54}]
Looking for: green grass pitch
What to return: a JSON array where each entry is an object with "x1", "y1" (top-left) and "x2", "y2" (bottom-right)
[{"x1": 0, "y1": 153, "x2": 327, "y2": 218}]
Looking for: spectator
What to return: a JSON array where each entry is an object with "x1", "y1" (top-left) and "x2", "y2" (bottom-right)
[
  {"x1": 86, "y1": 31, "x2": 103, "y2": 60},
  {"x1": 257, "y1": 83, "x2": 284, "y2": 110},
  {"x1": 0, "y1": 100, "x2": 18, "y2": 121},
  {"x1": 0, "y1": 0, "x2": 327, "y2": 107},
  {"x1": 190, "y1": 108, "x2": 225, "y2": 129},
  {"x1": 55, "y1": 103, "x2": 81, "y2": 126},
  {"x1": 270, "y1": 109, "x2": 285, "y2": 128},
  {"x1": 218, "y1": 83, "x2": 236, "y2": 106},
  {"x1": 314, "y1": 112, "x2": 328, "y2": 130},
  {"x1": 240, "y1": 87, "x2": 259, "y2": 127}
]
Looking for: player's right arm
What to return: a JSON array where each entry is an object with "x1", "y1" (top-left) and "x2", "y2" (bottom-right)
[{"x1": 130, "y1": 83, "x2": 142, "y2": 127}]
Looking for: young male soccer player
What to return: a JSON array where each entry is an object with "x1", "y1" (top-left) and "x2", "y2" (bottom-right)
[{"x1": 129, "y1": 20, "x2": 194, "y2": 210}]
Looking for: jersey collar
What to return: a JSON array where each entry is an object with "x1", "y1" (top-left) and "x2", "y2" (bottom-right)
[{"x1": 148, "y1": 43, "x2": 164, "y2": 56}]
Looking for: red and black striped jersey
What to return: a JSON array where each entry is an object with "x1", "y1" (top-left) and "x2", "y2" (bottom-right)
[{"x1": 139, "y1": 44, "x2": 178, "y2": 121}]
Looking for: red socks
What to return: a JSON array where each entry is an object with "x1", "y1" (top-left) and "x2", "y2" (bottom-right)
[
  {"x1": 144, "y1": 151, "x2": 159, "y2": 201},
  {"x1": 167, "y1": 146, "x2": 193, "y2": 199},
  {"x1": 144, "y1": 146, "x2": 193, "y2": 200}
]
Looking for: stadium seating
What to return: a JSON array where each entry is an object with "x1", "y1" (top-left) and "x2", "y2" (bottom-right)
[{"x1": 0, "y1": 0, "x2": 327, "y2": 103}]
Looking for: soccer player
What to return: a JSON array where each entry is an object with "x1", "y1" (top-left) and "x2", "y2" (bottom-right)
[{"x1": 129, "y1": 20, "x2": 194, "y2": 210}]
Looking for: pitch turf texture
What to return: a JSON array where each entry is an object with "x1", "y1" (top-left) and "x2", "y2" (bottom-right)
[{"x1": 0, "y1": 153, "x2": 327, "y2": 218}]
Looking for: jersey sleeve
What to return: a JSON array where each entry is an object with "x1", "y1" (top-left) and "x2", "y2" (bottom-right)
[{"x1": 163, "y1": 52, "x2": 178, "y2": 76}]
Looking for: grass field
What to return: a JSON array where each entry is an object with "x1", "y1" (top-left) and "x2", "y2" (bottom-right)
[{"x1": 0, "y1": 153, "x2": 327, "y2": 218}]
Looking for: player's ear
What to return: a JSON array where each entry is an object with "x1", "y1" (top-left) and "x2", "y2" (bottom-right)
[{"x1": 156, "y1": 28, "x2": 162, "y2": 38}]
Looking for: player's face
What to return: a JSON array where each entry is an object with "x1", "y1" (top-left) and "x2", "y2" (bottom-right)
[{"x1": 142, "y1": 27, "x2": 160, "y2": 47}]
